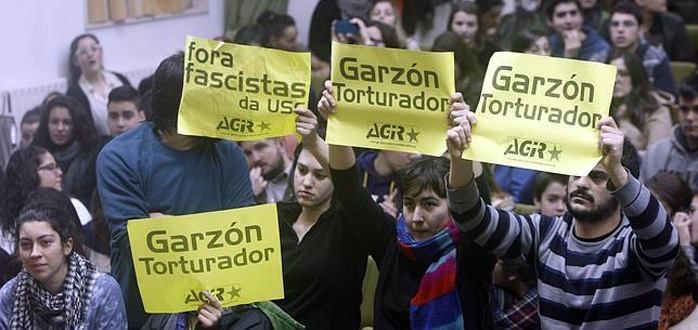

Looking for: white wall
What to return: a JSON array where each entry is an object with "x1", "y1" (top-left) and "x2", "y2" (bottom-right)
[{"x1": 0, "y1": 0, "x2": 225, "y2": 90}]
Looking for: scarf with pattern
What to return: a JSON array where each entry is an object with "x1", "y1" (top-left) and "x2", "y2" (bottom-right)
[
  {"x1": 396, "y1": 215, "x2": 463, "y2": 329},
  {"x1": 10, "y1": 252, "x2": 98, "y2": 329}
]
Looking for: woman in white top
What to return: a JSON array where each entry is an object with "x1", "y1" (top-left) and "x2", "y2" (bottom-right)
[{"x1": 66, "y1": 33, "x2": 131, "y2": 137}]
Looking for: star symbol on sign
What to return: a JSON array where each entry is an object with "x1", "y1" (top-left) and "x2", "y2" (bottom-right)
[
  {"x1": 259, "y1": 121, "x2": 271, "y2": 131},
  {"x1": 228, "y1": 285, "x2": 241, "y2": 300},
  {"x1": 406, "y1": 128, "x2": 419, "y2": 143},
  {"x1": 548, "y1": 145, "x2": 562, "y2": 161}
]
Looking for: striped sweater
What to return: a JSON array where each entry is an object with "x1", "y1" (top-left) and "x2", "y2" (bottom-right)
[{"x1": 448, "y1": 173, "x2": 678, "y2": 329}]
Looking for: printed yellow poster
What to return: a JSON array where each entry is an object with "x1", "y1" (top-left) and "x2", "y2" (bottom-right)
[
  {"x1": 127, "y1": 204, "x2": 283, "y2": 313},
  {"x1": 462, "y1": 52, "x2": 617, "y2": 176},
  {"x1": 326, "y1": 42, "x2": 455, "y2": 156},
  {"x1": 178, "y1": 35, "x2": 311, "y2": 140}
]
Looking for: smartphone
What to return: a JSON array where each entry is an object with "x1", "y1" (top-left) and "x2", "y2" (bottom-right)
[{"x1": 334, "y1": 20, "x2": 359, "y2": 35}]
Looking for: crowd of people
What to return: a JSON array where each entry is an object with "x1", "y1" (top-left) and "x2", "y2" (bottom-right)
[{"x1": 1, "y1": 0, "x2": 697, "y2": 328}]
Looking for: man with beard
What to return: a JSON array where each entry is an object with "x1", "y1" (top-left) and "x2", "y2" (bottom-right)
[
  {"x1": 241, "y1": 138, "x2": 295, "y2": 204},
  {"x1": 445, "y1": 109, "x2": 678, "y2": 328}
]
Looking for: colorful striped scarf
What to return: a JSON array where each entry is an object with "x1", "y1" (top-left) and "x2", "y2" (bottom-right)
[{"x1": 396, "y1": 215, "x2": 463, "y2": 329}]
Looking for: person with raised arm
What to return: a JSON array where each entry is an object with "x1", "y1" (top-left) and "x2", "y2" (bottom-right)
[
  {"x1": 318, "y1": 81, "x2": 495, "y2": 329},
  {"x1": 445, "y1": 98, "x2": 678, "y2": 328}
]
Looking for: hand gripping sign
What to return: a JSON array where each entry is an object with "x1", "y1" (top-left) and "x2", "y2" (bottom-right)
[
  {"x1": 177, "y1": 35, "x2": 311, "y2": 140},
  {"x1": 462, "y1": 52, "x2": 617, "y2": 176},
  {"x1": 127, "y1": 204, "x2": 283, "y2": 313},
  {"x1": 326, "y1": 42, "x2": 455, "y2": 156}
]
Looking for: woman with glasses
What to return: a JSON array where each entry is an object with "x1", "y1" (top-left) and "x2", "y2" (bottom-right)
[
  {"x1": 607, "y1": 50, "x2": 673, "y2": 152},
  {"x1": 32, "y1": 96, "x2": 99, "y2": 212},
  {"x1": 0, "y1": 202, "x2": 127, "y2": 329},
  {"x1": 66, "y1": 34, "x2": 131, "y2": 137},
  {"x1": 0, "y1": 147, "x2": 91, "y2": 284}
]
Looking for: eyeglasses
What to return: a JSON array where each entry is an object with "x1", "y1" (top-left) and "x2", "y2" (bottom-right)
[
  {"x1": 37, "y1": 163, "x2": 60, "y2": 172},
  {"x1": 74, "y1": 45, "x2": 101, "y2": 57}
]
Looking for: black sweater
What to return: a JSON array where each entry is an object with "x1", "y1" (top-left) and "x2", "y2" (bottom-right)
[
  {"x1": 331, "y1": 164, "x2": 496, "y2": 329},
  {"x1": 274, "y1": 201, "x2": 367, "y2": 329}
]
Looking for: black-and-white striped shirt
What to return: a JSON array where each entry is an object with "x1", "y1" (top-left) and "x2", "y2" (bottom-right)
[{"x1": 448, "y1": 173, "x2": 678, "y2": 329}]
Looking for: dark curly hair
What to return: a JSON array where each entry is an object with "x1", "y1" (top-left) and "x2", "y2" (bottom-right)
[
  {"x1": 0, "y1": 147, "x2": 50, "y2": 236},
  {"x1": 32, "y1": 95, "x2": 98, "y2": 153}
]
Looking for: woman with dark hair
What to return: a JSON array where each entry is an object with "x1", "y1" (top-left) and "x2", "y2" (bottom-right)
[
  {"x1": 257, "y1": 10, "x2": 298, "y2": 51},
  {"x1": 431, "y1": 31, "x2": 484, "y2": 107},
  {"x1": 0, "y1": 203, "x2": 126, "y2": 328},
  {"x1": 646, "y1": 172, "x2": 692, "y2": 216},
  {"x1": 532, "y1": 172, "x2": 568, "y2": 217},
  {"x1": 607, "y1": 50, "x2": 673, "y2": 152},
  {"x1": 511, "y1": 29, "x2": 551, "y2": 56},
  {"x1": 447, "y1": 2, "x2": 500, "y2": 68},
  {"x1": 0, "y1": 148, "x2": 91, "y2": 271},
  {"x1": 66, "y1": 34, "x2": 131, "y2": 137},
  {"x1": 475, "y1": 0, "x2": 504, "y2": 43},
  {"x1": 233, "y1": 24, "x2": 269, "y2": 47},
  {"x1": 32, "y1": 95, "x2": 99, "y2": 209}
]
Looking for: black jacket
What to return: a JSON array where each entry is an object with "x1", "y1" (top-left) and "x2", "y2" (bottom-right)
[
  {"x1": 66, "y1": 71, "x2": 131, "y2": 128},
  {"x1": 331, "y1": 164, "x2": 496, "y2": 330},
  {"x1": 647, "y1": 11, "x2": 694, "y2": 62}
]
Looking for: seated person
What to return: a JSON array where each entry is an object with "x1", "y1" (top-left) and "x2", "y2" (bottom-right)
[
  {"x1": 107, "y1": 85, "x2": 145, "y2": 137},
  {"x1": 581, "y1": 0, "x2": 609, "y2": 33},
  {"x1": 0, "y1": 203, "x2": 126, "y2": 328},
  {"x1": 607, "y1": 50, "x2": 673, "y2": 152},
  {"x1": 604, "y1": 1, "x2": 676, "y2": 96},
  {"x1": 642, "y1": 73, "x2": 698, "y2": 192},
  {"x1": 546, "y1": 0, "x2": 611, "y2": 61},
  {"x1": 491, "y1": 258, "x2": 540, "y2": 330},
  {"x1": 533, "y1": 172, "x2": 568, "y2": 217},
  {"x1": 634, "y1": 0, "x2": 694, "y2": 61},
  {"x1": 19, "y1": 106, "x2": 41, "y2": 148},
  {"x1": 240, "y1": 138, "x2": 295, "y2": 204}
]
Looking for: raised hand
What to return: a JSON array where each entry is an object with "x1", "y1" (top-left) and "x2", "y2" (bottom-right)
[
  {"x1": 317, "y1": 80, "x2": 337, "y2": 120},
  {"x1": 597, "y1": 116, "x2": 628, "y2": 186}
]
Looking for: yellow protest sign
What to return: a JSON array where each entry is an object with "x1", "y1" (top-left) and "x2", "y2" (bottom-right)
[
  {"x1": 127, "y1": 204, "x2": 283, "y2": 313},
  {"x1": 326, "y1": 42, "x2": 455, "y2": 156},
  {"x1": 462, "y1": 52, "x2": 616, "y2": 176},
  {"x1": 178, "y1": 35, "x2": 311, "y2": 140}
]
